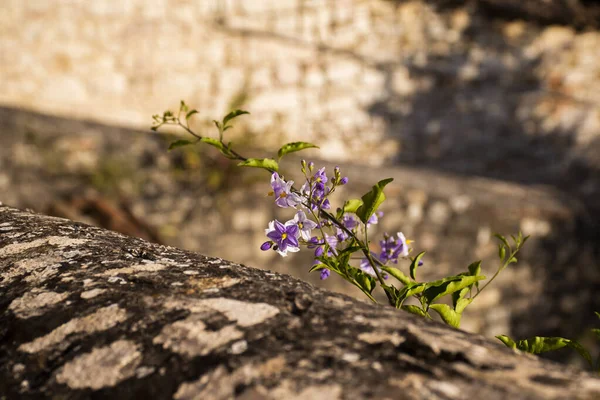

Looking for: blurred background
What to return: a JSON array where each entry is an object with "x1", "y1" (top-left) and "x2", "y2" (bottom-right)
[{"x1": 2, "y1": 0, "x2": 600, "y2": 365}]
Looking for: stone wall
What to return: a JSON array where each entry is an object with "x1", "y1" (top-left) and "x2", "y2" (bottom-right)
[{"x1": 2, "y1": 0, "x2": 600, "y2": 167}]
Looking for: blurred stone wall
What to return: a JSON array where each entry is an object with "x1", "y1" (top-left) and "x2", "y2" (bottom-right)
[{"x1": 2, "y1": 0, "x2": 600, "y2": 167}]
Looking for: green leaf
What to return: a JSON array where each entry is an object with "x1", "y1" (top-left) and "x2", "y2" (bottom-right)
[
  {"x1": 496, "y1": 335, "x2": 517, "y2": 349},
  {"x1": 591, "y1": 329, "x2": 600, "y2": 341},
  {"x1": 402, "y1": 305, "x2": 428, "y2": 318},
  {"x1": 237, "y1": 158, "x2": 279, "y2": 172},
  {"x1": 429, "y1": 304, "x2": 461, "y2": 328},
  {"x1": 454, "y1": 297, "x2": 472, "y2": 314},
  {"x1": 277, "y1": 142, "x2": 319, "y2": 159},
  {"x1": 213, "y1": 120, "x2": 222, "y2": 131},
  {"x1": 565, "y1": 340, "x2": 593, "y2": 368},
  {"x1": 168, "y1": 139, "x2": 195, "y2": 150},
  {"x1": 380, "y1": 265, "x2": 411, "y2": 286},
  {"x1": 356, "y1": 178, "x2": 394, "y2": 224},
  {"x1": 467, "y1": 261, "x2": 482, "y2": 277},
  {"x1": 395, "y1": 282, "x2": 427, "y2": 307},
  {"x1": 336, "y1": 199, "x2": 363, "y2": 219},
  {"x1": 496, "y1": 335, "x2": 592, "y2": 366},
  {"x1": 200, "y1": 137, "x2": 233, "y2": 158},
  {"x1": 466, "y1": 260, "x2": 482, "y2": 290},
  {"x1": 423, "y1": 275, "x2": 486, "y2": 304},
  {"x1": 354, "y1": 270, "x2": 376, "y2": 294},
  {"x1": 180, "y1": 100, "x2": 188, "y2": 113},
  {"x1": 498, "y1": 244, "x2": 506, "y2": 261},
  {"x1": 409, "y1": 251, "x2": 426, "y2": 281},
  {"x1": 186, "y1": 109, "x2": 199, "y2": 120},
  {"x1": 338, "y1": 245, "x2": 363, "y2": 256},
  {"x1": 451, "y1": 287, "x2": 472, "y2": 313},
  {"x1": 309, "y1": 263, "x2": 328, "y2": 273},
  {"x1": 594, "y1": 311, "x2": 600, "y2": 320},
  {"x1": 494, "y1": 234, "x2": 510, "y2": 248},
  {"x1": 222, "y1": 109, "x2": 250, "y2": 127}
]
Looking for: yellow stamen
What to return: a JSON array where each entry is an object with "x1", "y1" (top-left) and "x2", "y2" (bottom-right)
[
  {"x1": 268, "y1": 191, "x2": 274, "y2": 197},
  {"x1": 282, "y1": 233, "x2": 287, "y2": 240}
]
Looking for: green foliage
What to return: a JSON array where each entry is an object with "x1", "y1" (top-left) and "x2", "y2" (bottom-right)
[
  {"x1": 423, "y1": 275, "x2": 486, "y2": 304},
  {"x1": 496, "y1": 335, "x2": 593, "y2": 368},
  {"x1": 429, "y1": 304, "x2": 461, "y2": 328},
  {"x1": 336, "y1": 199, "x2": 364, "y2": 219},
  {"x1": 380, "y1": 265, "x2": 411, "y2": 286},
  {"x1": 237, "y1": 158, "x2": 279, "y2": 172},
  {"x1": 222, "y1": 109, "x2": 250, "y2": 127},
  {"x1": 168, "y1": 139, "x2": 196, "y2": 150},
  {"x1": 402, "y1": 305, "x2": 429, "y2": 318},
  {"x1": 409, "y1": 251, "x2": 426, "y2": 281},
  {"x1": 356, "y1": 178, "x2": 394, "y2": 224},
  {"x1": 277, "y1": 142, "x2": 319, "y2": 160}
]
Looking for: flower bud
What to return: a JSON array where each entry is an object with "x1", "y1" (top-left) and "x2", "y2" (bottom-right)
[
  {"x1": 340, "y1": 177, "x2": 348, "y2": 185},
  {"x1": 260, "y1": 241, "x2": 273, "y2": 251},
  {"x1": 315, "y1": 246, "x2": 324, "y2": 257},
  {"x1": 320, "y1": 268, "x2": 331, "y2": 280}
]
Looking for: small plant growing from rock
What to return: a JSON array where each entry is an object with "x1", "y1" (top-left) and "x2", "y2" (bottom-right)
[{"x1": 152, "y1": 101, "x2": 600, "y2": 372}]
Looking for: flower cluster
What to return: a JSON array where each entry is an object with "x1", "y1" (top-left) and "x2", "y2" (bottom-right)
[
  {"x1": 261, "y1": 161, "x2": 416, "y2": 281},
  {"x1": 153, "y1": 106, "x2": 535, "y2": 337}
]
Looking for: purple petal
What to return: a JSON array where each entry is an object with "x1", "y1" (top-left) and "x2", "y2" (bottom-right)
[
  {"x1": 267, "y1": 230, "x2": 281, "y2": 241},
  {"x1": 287, "y1": 234, "x2": 299, "y2": 248},
  {"x1": 274, "y1": 220, "x2": 285, "y2": 233}
]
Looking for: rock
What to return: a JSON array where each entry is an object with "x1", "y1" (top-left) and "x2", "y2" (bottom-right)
[{"x1": 1, "y1": 205, "x2": 600, "y2": 399}]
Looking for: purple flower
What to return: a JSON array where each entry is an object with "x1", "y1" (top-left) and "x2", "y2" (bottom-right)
[
  {"x1": 396, "y1": 232, "x2": 410, "y2": 258},
  {"x1": 310, "y1": 234, "x2": 338, "y2": 257},
  {"x1": 298, "y1": 166, "x2": 334, "y2": 211},
  {"x1": 314, "y1": 167, "x2": 328, "y2": 184},
  {"x1": 320, "y1": 268, "x2": 331, "y2": 280},
  {"x1": 260, "y1": 241, "x2": 272, "y2": 251},
  {"x1": 367, "y1": 211, "x2": 384, "y2": 226},
  {"x1": 379, "y1": 234, "x2": 402, "y2": 264},
  {"x1": 292, "y1": 210, "x2": 318, "y2": 241},
  {"x1": 359, "y1": 253, "x2": 386, "y2": 278},
  {"x1": 339, "y1": 177, "x2": 349, "y2": 185},
  {"x1": 265, "y1": 220, "x2": 300, "y2": 257},
  {"x1": 342, "y1": 214, "x2": 358, "y2": 230},
  {"x1": 270, "y1": 172, "x2": 301, "y2": 208},
  {"x1": 378, "y1": 232, "x2": 410, "y2": 264},
  {"x1": 336, "y1": 227, "x2": 348, "y2": 242}
]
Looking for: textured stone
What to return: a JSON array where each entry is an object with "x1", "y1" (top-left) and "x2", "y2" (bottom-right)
[{"x1": 1, "y1": 205, "x2": 600, "y2": 399}]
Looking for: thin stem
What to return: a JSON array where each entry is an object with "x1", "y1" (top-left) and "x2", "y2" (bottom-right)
[{"x1": 472, "y1": 247, "x2": 521, "y2": 300}]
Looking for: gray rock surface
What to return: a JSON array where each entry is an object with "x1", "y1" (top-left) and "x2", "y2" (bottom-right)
[{"x1": 1, "y1": 205, "x2": 600, "y2": 399}]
